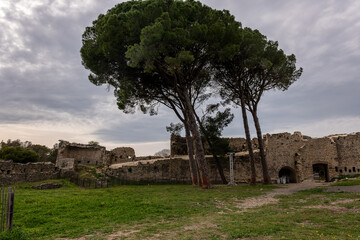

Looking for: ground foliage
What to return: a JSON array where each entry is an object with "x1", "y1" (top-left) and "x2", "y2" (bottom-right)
[{"x1": 6, "y1": 179, "x2": 360, "y2": 239}]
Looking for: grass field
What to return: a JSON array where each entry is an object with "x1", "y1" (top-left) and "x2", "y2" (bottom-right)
[{"x1": 1, "y1": 179, "x2": 360, "y2": 240}]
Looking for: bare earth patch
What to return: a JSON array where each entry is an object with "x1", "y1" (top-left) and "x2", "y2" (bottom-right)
[
  {"x1": 107, "y1": 229, "x2": 141, "y2": 239},
  {"x1": 235, "y1": 181, "x2": 329, "y2": 211},
  {"x1": 303, "y1": 205, "x2": 360, "y2": 213}
]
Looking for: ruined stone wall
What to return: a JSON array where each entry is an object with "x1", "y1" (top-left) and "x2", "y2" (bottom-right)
[
  {"x1": 110, "y1": 147, "x2": 135, "y2": 164},
  {"x1": 170, "y1": 135, "x2": 187, "y2": 156},
  {"x1": 58, "y1": 142, "x2": 106, "y2": 165},
  {"x1": 106, "y1": 153, "x2": 264, "y2": 184},
  {"x1": 263, "y1": 131, "x2": 360, "y2": 182},
  {"x1": 297, "y1": 137, "x2": 338, "y2": 181},
  {"x1": 334, "y1": 133, "x2": 360, "y2": 175},
  {"x1": 106, "y1": 158, "x2": 191, "y2": 183},
  {"x1": 0, "y1": 161, "x2": 59, "y2": 186},
  {"x1": 263, "y1": 132, "x2": 306, "y2": 182}
]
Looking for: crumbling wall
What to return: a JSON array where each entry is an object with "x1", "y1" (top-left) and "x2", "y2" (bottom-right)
[
  {"x1": 57, "y1": 141, "x2": 106, "y2": 165},
  {"x1": 106, "y1": 153, "x2": 264, "y2": 184},
  {"x1": 110, "y1": 147, "x2": 135, "y2": 164},
  {"x1": 334, "y1": 133, "x2": 360, "y2": 175},
  {"x1": 0, "y1": 161, "x2": 59, "y2": 186},
  {"x1": 297, "y1": 137, "x2": 338, "y2": 181},
  {"x1": 106, "y1": 158, "x2": 191, "y2": 183},
  {"x1": 263, "y1": 132, "x2": 306, "y2": 182},
  {"x1": 170, "y1": 135, "x2": 188, "y2": 156}
]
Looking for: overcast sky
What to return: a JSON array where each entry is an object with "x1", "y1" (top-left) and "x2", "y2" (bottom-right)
[{"x1": 1, "y1": 0, "x2": 359, "y2": 156}]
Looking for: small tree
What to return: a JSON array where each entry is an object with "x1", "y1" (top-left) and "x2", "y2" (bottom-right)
[{"x1": 196, "y1": 104, "x2": 234, "y2": 184}]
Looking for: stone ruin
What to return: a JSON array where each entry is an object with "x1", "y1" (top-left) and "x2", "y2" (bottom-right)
[
  {"x1": 55, "y1": 141, "x2": 136, "y2": 170},
  {"x1": 167, "y1": 131, "x2": 360, "y2": 183},
  {"x1": 53, "y1": 131, "x2": 360, "y2": 184},
  {"x1": 0, "y1": 161, "x2": 59, "y2": 186},
  {"x1": 2, "y1": 131, "x2": 360, "y2": 186}
]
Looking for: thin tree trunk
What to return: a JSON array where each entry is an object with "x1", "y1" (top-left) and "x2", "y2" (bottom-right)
[
  {"x1": 184, "y1": 119, "x2": 200, "y2": 186},
  {"x1": 250, "y1": 109, "x2": 271, "y2": 184},
  {"x1": 193, "y1": 112, "x2": 228, "y2": 184},
  {"x1": 240, "y1": 98, "x2": 257, "y2": 185},
  {"x1": 183, "y1": 92, "x2": 211, "y2": 189}
]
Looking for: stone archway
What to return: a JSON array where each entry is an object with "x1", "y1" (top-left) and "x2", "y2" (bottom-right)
[
  {"x1": 278, "y1": 166, "x2": 298, "y2": 183},
  {"x1": 313, "y1": 163, "x2": 329, "y2": 182}
]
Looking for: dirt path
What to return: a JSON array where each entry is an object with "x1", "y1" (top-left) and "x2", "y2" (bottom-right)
[{"x1": 237, "y1": 181, "x2": 329, "y2": 210}]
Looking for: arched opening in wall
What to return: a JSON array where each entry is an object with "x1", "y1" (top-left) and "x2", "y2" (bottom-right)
[
  {"x1": 278, "y1": 167, "x2": 298, "y2": 183},
  {"x1": 312, "y1": 163, "x2": 329, "y2": 182}
]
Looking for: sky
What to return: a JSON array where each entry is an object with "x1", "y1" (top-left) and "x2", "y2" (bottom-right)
[{"x1": 0, "y1": 0, "x2": 359, "y2": 156}]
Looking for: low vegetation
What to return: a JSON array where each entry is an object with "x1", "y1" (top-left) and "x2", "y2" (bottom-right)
[{"x1": 2, "y1": 179, "x2": 359, "y2": 239}]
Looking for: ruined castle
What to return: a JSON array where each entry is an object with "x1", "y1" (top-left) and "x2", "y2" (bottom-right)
[
  {"x1": 56, "y1": 131, "x2": 360, "y2": 184},
  {"x1": 1, "y1": 131, "x2": 359, "y2": 186}
]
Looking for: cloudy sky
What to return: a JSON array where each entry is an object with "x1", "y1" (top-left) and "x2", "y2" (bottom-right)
[{"x1": 1, "y1": 0, "x2": 359, "y2": 155}]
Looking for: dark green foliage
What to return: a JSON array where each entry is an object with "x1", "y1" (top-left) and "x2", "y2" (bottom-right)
[
  {"x1": 88, "y1": 141, "x2": 99, "y2": 146},
  {"x1": 1, "y1": 139, "x2": 55, "y2": 162},
  {"x1": 80, "y1": 0, "x2": 239, "y2": 115},
  {"x1": 0, "y1": 145, "x2": 39, "y2": 163},
  {"x1": 166, "y1": 123, "x2": 183, "y2": 136},
  {"x1": 0, "y1": 226, "x2": 30, "y2": 240},
  {"x1": 200, "y1": 104, "x2": 234, "y2": 156},
  {"x1": 27, "y1": 144, "x2": 51, "y2": 162},
  {"x1": 46, "y1": 148, "x2": 58, "y2": 164}
]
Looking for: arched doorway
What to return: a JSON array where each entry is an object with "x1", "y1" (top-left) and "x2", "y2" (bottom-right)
[
  {"x1": 313, "y1": 163, "x2": 329, "y2": 181},
  {"x1": 278, "y1": 167, "x2": 297, "y2": 183}
]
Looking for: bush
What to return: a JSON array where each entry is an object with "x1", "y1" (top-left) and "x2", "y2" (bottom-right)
[
  {"x1": 0, "y1": 226, "x2": 30, "y2": 240},
  {"x1": 0, "y1": 145, "x2": 39, "y2": 163}
]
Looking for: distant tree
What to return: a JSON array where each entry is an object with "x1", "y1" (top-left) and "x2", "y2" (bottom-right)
[
  {"x1": 154, "y1": 149, "x2": 170, "y2": 157},
  {"x1": 0, "y1": 145, "x2": 39, "y2": 163},
  {"x1": 47, "y1": 143, "x2": 59, "y2": 164},
  {"x1": 2, "y1": 139, "x2": 22, "y2": 147},
  {"x1": 28, "y1": 144, "x2": 51, "y2": 162},
  {"x1": 80, "y1": 0, "x2": 239, "y2": 188}
]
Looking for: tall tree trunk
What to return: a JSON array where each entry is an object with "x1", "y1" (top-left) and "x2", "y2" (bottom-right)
[
  {"x1": 184, "y1": 118, "x2": 200, "y2": 186},
  {"x1": 193, "y1": 112, "x2": 228, "y2": 184},
  {"x1": 250, "y1": 109, "x2": 271, "y2": 184},
  {"x1": 182, "y1": 92, "x2": 211, "y2": 189},
  {"x1": 240, "y1": 98, "x2": 257, "y2": 185}
]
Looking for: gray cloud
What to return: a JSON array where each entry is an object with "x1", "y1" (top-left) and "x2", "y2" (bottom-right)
[{"x1": 0, "y1": 0, "x2": 359, "y2": 152}]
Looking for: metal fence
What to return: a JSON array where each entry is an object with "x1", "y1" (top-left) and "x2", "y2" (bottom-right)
[{"x1": 0, "y1": 187, "x2": 15, "y2": 232}]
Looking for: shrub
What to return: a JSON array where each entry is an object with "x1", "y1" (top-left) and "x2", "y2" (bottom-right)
[{"x1": 0, "y1": 145, "x2": 39, "y2": 163}]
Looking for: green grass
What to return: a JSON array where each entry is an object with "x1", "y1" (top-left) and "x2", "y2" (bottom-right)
[
  {"x1": 10, "y1": 180, "x2": 273, "y2": 239},
  {"x1": 4, "y1": 180, "x2": 360, "y2": 239},
  {"x1": 332, "y1": 175, "x2": 360, "y2": 186}
]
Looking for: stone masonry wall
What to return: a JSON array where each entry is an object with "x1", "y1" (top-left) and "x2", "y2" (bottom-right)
[
  {"x1": 297, "y1": 137, "x2": 338, "y2": 181},
  {"x1": 106, "y1": 153, "x2": 264, "y2": 184},
  {"x1": 263, "y1": 132, "x2": 306, "y2": 182},
  {"x1": 57, "y1": 141, "x2": 107, "y2": 165},
  {"x1": 0, "y1": 161, "x2": 59, "y2": 186},
  {"x1": 334, "y1": 133, "x2": 360, "y2": 175},
  {"x1": 110, "y1": 147, "x2": 136, "y2": 164},
  {"x1": 56, "y1": 141, "x2": 136, "y2": 167}
]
